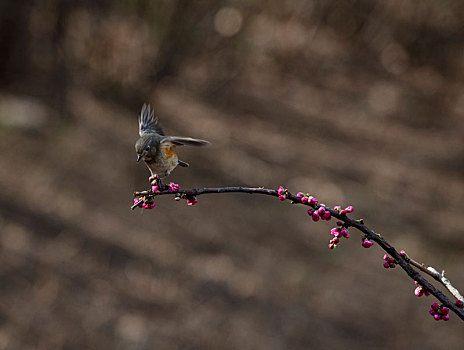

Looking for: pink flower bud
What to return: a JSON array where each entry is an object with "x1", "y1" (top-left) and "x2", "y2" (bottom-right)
[
  {"x1": 277, "y1": 186, "x2": 285, "y2": 195},
  {"x1": 334, "y1": 206, "x2": 341, "y2": 211},
  {"x1": 187, "y1": 198, "x2": 198, "y2": 206},
  {"x1": 429, "y1": 308, "x2": 436, "y2": 315},
  {"x1": 336, "y1": 221, "x2": 343, "y2": 226},
  {"x1": 307, "y1": 209, "x2": 314, "y2": 216},
  {"x1": 318, "y1": 207, "x2": 326, "y2": 214},
  {"x1": 414, "y1": 287, "x2": 423, "y2": 297},
  {"x1": 383, "y1": 262, "x2": 390, "y2": 269},
  {"x1": 331, "y1": 237, "x2": 339, "y2": 244},
  {"x1": 456, "y1": 299, "x2": 464, "y2": 308},
  {"x1": 441, "y1": 314, "x2": 450, "y2": 321},
  {"x1": 331, "y1": 228, "x2": 340, "y2": 237},
  {"x1": 344, "y1": 232, "x2": 350, "y2": 239},
  {"x1": 279, "y1": 195, "x2": 286, "y2": 201},
  {"x1": 441, "y1": 307, "x2": 449, "y2": 315},
  {"x1": 152, "y1": 185, "x2": 159, "y2": 192},
  {"x1": 433, "y1": 314, "x2": 441, "y2": 321},
  {"x1": 340, "y1": 228, "x2": 348, "y2": 237},
  {"x1": 400, "y1": 250, "x2": 406, "y2": 256},
  {"x1": 431, "y1": 302, "x2": 439, "y2": 311},
  {"x1": 389, "y1": 263, "x2": 396, "y2": 268},
  {"x1": 340, "y1": 209, "x2": 348, "y2": 215},
  {"x1": 297, "y1": 192, "x2": 304, "y2": 197},
  {"x1": 362, "y1": 240, "x2": 373, "y2": 248},
  {"x1": 328, "y1": 243, "x2": 335, "y2": 249},
  {"x1": 323, "y1": 211, "x2": 331, "y2": 220},
  {"x1": 345, "y1": 206, "x2": 354, "y2": 213},
  {"x1": 308, "y1": 196, "x2": 318, "y2": 205},
  {"x1": 383, "y1": 254, "x2": 389, "y2": 261},
  {"x1": 312, "y1": 212, "x2": 320, "y2": 222},
  {"x1": 300, "y1": 196, "x2": 308, "y2": 204}
]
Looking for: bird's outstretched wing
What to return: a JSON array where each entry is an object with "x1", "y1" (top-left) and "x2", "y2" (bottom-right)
[
  {"x1": 139, "y1": 104, "x2": 165, "y2": 136},
  {"x1": 161, "y1": 136, "x2": 210, "y2": 147}
]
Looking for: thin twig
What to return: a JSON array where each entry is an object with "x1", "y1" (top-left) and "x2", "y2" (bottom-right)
[{"x1": 407, "y1": 257, "x2": 464, "y2": 301}]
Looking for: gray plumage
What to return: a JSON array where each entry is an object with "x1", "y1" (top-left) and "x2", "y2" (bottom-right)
[
  {"x1": 160, "y1": 136, "x2": 210, "y2": 147},
  {"x1": 139, "y1": 104, "x2": 164, "y2": 136}
]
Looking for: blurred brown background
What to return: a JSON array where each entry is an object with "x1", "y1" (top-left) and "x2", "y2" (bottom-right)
[{"x1": 0, "y1": 0, "x2": 463, "y2": 349}]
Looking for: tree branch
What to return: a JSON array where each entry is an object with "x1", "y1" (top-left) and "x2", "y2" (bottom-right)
[{"x1": 132, "y1": 185, "x2": 464, "y2": 321}]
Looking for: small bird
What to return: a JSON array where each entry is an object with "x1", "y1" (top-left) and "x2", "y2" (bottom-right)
[{"x1": 135, "y1": 104, "x2": 210, "y2": 179}]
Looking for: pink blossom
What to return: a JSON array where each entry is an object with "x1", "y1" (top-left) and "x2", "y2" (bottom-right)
[
  {"x1": 142, "y1": 202, "x2": 155, "y2": 209},
  {"x1": 152, "y1": 185, "x2": 159, "y2": 192},
  {"x1": 277, "y1": 186, "x2": 285, "y2": 195},
  {"x1": 300, "y1": 196, "x2": 308, "y2": 204},
  {"x1": 362, "y1": 240, "x2": 373, "y2": 248},
  {"x1": 414, "y1": 287, "x2": 424, "y2": 297},
  {"x1": 187, "y1": 199, "x2": 198, "y2": 206},
  {"x1": 431, "y1": 302, "x2": 439, "y2": 310},
  {"x1": 279, "y1": 195, "x2": 286, "y2": 201},
  {"x1": 307, "y1": 196, "x2": 318, "y2": 205},
  {"x1": 345, "y1": 206, "x2": 354, "y2": 213},
  {"x1": 297, "y1": 192, "x2": 304, "y2": 197},
  {"x1": 323, "y1": 211, "x2": 331, "y2": 220},
  {"x1": 331, "y1": 228, "x2": 340, "y2": 237},
  {"x1": 441, "y1": 314, "x2": 450, "y2": 321}
]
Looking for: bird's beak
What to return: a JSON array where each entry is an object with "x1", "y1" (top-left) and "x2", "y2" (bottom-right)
[{"x1": 137, "y1": 155, "x2": 142, "y2": 162}]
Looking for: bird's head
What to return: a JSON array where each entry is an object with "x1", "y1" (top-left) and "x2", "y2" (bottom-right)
[{"x1": 135, "y1": 135, "x2": 156, "y2": 162}]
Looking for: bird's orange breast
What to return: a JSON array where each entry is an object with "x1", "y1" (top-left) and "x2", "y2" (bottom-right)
[{"x1": 162, "y1": 146, "x2": 176, "y2": 159}]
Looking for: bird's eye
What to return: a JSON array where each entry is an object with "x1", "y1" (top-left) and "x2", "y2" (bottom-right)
[{"x1": 145, "y1": 146, "x2": 150, "y2": 151}]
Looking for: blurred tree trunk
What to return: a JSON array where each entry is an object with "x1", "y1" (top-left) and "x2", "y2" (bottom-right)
[{"x1": 0, "y1": 0, "x2": 33, "y2": 87}]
